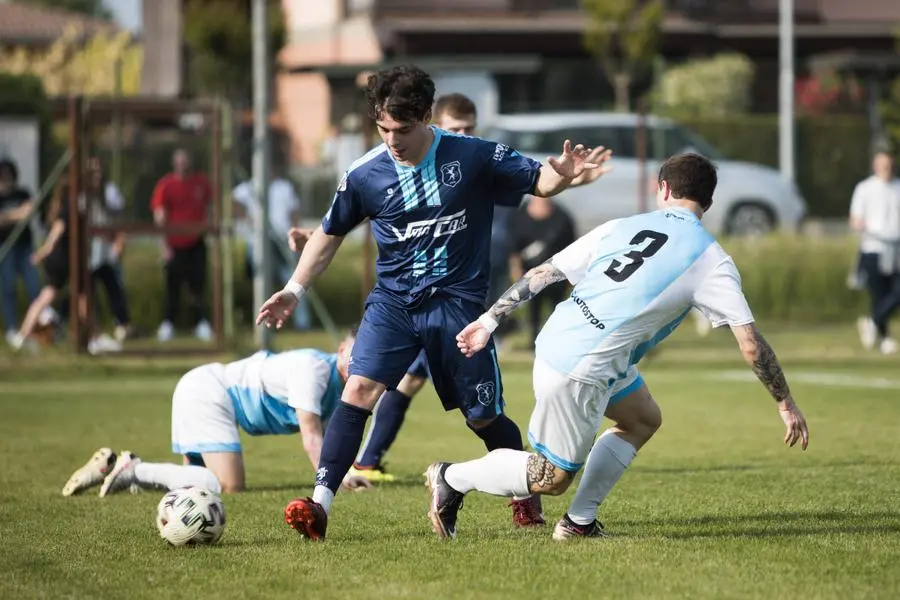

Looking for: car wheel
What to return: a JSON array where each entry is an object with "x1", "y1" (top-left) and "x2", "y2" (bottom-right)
[{"x1": 726, "y1": 203, "x2": 775, "y2": 236}]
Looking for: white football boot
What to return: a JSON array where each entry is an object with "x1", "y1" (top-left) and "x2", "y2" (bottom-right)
[
  {"x1": 99, "y1": 451, "x2": 142, "y2": 497},
  {"x1": 62, "y1": 448, "x2": 117, "y2": 496}
]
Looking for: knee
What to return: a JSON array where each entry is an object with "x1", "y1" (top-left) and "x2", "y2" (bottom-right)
[
  {"x1": 397, "y1": 374, "x2": 426, "y2": 397},
  {"x1": 526, "y1": 453, "x2": 574, "y2": 496},
  {"x1": 615, "y1": 403, "x2": 662, "y2": 448},
  {"x1": 218, "y1": 481, "x2": 244, "y2": 494},
  {"x1": 343, "y1": 376, "x2": 384, "y2": 411},
  {"x1": 465, "y1": 416, "x2": 497, "y2": 431}
]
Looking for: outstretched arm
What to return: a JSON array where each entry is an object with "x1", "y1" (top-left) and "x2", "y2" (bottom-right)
[
  {"x1": 731, "y1": 323, "x2": 809, "y2": 449},
  {"x1": 256, "y1": 225, "x2": 344, "y2": 328},
  {"x1": 457, "y1": 260, "x2": 567, "y2": 357},
  {"x1": 486, "y1": 260, "x2": 568, "y2": 326}
]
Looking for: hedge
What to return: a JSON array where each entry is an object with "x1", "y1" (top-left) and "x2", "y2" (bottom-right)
[
  {"x1": 84, "y1": 233, "x2": 864, "y2": 334},
  {"x1": 678, "y1": 114, "x2": 871, "y2": 218}
]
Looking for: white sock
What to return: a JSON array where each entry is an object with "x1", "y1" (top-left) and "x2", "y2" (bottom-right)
[
  {"x1": 312, "y1": 485, "x2": 335, "y2": 514},
  {"x1": 133, "y1": 462, "x2": 222, "y2": 494},
  {"x1": 567, "y1": 430, "x2": 636, "y2": 525},
  {"x1": 444, "y1": 449, "x2": 530, "y2": 497}
]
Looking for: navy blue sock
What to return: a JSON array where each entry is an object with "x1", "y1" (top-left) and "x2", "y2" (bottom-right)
[
  {"x1": 315, "y1": 402, "x2": 372, "y2": 494},
  {"x1": 469, "y1": 413, "x2": 524, "y2": 452},
  {"x1": 355, "y1": 390, "x2": 412, "y2": 468}
]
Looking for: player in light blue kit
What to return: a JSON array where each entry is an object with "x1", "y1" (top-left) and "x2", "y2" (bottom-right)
[
  {"x1": 256, "y1": 65, "x2": 610, "y2": 540},
  {"x1": 426, "y1": 153, "x2": 810, "y2": 540},
  {"x1": 61, "y1": 330, "x2": 372, "y2": 497}
]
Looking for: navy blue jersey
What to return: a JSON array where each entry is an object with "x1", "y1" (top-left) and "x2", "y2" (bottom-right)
[{"x1": 322, "y1": 127, "x2": 541, "y2": 307}]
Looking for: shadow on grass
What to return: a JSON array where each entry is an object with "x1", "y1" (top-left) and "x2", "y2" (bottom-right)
[
  {"x1": 635, "y1": 459, "x2": 898, "y2": 475},
  {"x1": 615, "y1": 509, "x2": 900, "y2": 540}
]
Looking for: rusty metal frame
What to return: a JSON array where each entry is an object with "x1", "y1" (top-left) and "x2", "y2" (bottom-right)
[{"x1": 64, "y1": 95, "x2": 227, "y2": 356}]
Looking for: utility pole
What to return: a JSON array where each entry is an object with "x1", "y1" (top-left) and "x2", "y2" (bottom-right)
[{"x1": 252, "y1": 0, "x2": 272, "y2": 349}]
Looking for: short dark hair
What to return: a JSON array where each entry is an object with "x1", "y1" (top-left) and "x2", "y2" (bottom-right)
[
  {"x1": 657, "y1": 153, "x2": 717, "y2": 210},
  {"x1": 0, "y1": 157, "x2": 18, "y2": 181},
  {"x1": 366, "y1": 65, "x2": 435, "y2": 124},
  {"x1": 434, "y1": 93, "x2": 477, "y2": 120}
]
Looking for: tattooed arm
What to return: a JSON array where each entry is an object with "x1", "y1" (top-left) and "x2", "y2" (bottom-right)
[
  {"x1": 731, "y1": 323, "x2": 809, "y2": 449},
  {"x1": 487, "y1": 260, "x2": 568, "y2": 325},
  {"x1": 456, "y1": 259, "x2": 568, "y2": 358}
]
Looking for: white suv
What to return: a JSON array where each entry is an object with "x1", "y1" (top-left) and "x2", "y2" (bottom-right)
[{"x1": 486, "y1": 112, "x2": 807, "y2": 236}]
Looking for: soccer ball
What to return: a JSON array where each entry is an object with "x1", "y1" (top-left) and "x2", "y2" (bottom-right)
[{"x1": 156, "y1": 486, "x2": 226, "y2": 546}]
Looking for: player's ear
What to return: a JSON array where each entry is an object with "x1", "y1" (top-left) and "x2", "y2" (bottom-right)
[{"x1": 423, "y1": 108, "x2": 433, "y2": 125}]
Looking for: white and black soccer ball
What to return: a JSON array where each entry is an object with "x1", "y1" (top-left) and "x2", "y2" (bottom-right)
[{"x1": 156, "y1": 486, "x2": 226, "y2": 546}]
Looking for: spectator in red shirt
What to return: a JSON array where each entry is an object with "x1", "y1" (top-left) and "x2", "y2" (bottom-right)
[{"x1": 150, "y1": 149, "x2": 212, "y2": 342}]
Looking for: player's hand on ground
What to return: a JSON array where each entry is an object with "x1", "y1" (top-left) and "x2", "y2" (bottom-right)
[
  {"x1": 548, "y1": 140, "x2": 601, "y2": 180},
  {"x1": 341, "y1": 475, "x2": 374, "y2": 492},
  {"x1": 778, "y1": 401, "x2": 809, "y2": 450},
  {"x1": 572, "y1": 146, "x2": 614, "y2": 185},
  {"x1": 256, "y1": 290, "x2": 298, "y2": 329},
  {"x1": 457, "y1": 321, "x2": 491, "y2": 358},
  {"x1": 288, "y1": 227, "x2": 315, "y2": 252}
]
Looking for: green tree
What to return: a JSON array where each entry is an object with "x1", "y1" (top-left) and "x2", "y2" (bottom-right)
[
  {"x1": 0, "y1": 27, "x2": 142, "y2": 96},
  {"x1": 879, "y1": 28, "x2": 900, "y2": 153},
  {"x1": 15, "y1": 0, "x2": 112, "y2": 19},
  {"x1": 582, "y1": 0, "x2": 664, "y2": 112},
  {"x1": 183, "y1": 0, "x2": 285, "y2": 101},
  {"x1": 653, "y1": 53, "x2": 756, "y2": 118}
]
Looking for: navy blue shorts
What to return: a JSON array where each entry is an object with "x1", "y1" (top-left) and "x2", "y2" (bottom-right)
[
  {"x1": 406, "y1": 349, "x2": 430, "y2": 379},
  {"x1": 350, "y1": 296, "x2": 504, "y2": 421}
]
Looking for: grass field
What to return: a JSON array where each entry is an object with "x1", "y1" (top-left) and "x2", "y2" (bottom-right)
[{"x1": 2, "y1": 323, "x2": 900, "y2": 599}]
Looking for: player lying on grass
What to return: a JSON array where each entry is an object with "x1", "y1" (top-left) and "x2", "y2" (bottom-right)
[
  {"x1": 345, "y1": 92, "x2": 609, "y2": 491},
  {"x1": 256, "y1": 64, "x2": 612, "y2": 541},
  {"x1": 61, "y1": 329, "x2": 373, "y2": 497},
  {"x1": 425, "y1": 152, "x2": 810, "y2": 541}
]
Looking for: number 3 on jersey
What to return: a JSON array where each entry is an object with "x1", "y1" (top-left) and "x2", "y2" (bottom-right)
[
  {"x1": 604, "y1": 230, "x2": 669, "y2": 282},
  {"x1": 413, "y1": 246, "x2": 448, "y2": 277}
]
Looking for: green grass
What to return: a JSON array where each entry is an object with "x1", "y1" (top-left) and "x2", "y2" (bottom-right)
[{"x1": 2, "y1": 324, "x2": 900, "y2": 599}]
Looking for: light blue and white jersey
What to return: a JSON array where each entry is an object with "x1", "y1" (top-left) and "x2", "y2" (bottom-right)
[
  {"x1": 224, "y1": 349, "x2": 343, "y2": 436},
  {"x1": 536, "y1": 207, "x2": 755, "y2": 386}
]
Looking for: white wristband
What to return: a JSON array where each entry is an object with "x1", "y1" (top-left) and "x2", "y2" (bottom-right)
[
  {"x1": 477, "y1": 313, "x2": 499, "y2": 334},
  {"x1": 283, "y1": 280, "x2": 306, "y2": 300}
]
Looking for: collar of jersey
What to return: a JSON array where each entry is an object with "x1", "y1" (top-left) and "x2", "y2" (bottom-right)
[
  {"x1": 390, "y1": 126, "x2": 442, "y2": 171},
  {"x1": 664, "y1": 206, "x2": 701, "y2": 221}
]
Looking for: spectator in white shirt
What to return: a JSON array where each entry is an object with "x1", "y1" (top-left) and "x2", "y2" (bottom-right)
[
  {"x1": 232, "y1": 165, "x2": 310, "y2": 329},
  {"x1": 850, "y1": 150, "x2": 900, "y2": 354}
]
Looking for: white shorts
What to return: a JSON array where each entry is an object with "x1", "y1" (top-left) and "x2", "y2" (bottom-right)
[
  {"x1": 171, "y1": 363, "x2": 242, "y2": 456},
  {"x1": 527, "y1": 358, "x2": 644, "y2": 472}
]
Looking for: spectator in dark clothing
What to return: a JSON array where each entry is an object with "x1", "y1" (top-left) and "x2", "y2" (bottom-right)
[
  {"x1": 509, "y1": 195, "x2": 577, "y2": 348},
  {"x1": 0, "y1": 158, "x2": 41, "y2": 344},
  {"x1": 150, "y1": 149, "x2": 212, "y2": 342}
]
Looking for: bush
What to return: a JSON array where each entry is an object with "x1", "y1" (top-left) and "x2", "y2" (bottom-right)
[{"x1": 102, "y1": 233, "x2": 867, "y2": 334}]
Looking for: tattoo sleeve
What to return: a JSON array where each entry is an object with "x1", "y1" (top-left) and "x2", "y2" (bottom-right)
[
  {"x1": 749, "y1": 327, "x2": 792, "y2": 402},
  {"x1": 487, "y1": 260, "x2": 568, "y2": 324}
]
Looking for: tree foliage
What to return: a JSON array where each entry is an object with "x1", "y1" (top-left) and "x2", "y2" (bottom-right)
[
  {"x1": 182, "y1": 0, "x2": 285, "y2": 101},
  {"x1": 879, "y1": 28, "x2": 900, "y2": 153},
  {"x1": 581, "y1": 0, "x2": 664, "y2": 112},
  {"x1": 14, "y1": 0, "x2": 112, "y2": 20},
  {"x1": 0, "y1": 27, "x2": 142, "y2": 96},
  {"x1": 653, "y1": 53, "x2": 756, "y2": 118}
]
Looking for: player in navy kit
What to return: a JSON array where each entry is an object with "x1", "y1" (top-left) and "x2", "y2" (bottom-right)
[
  {"x1": 348, "y1": 93, "x2": 610, "y2": 510},
  {"x1": 256, "y1": 65, "x2": 609, "y2": 541}
]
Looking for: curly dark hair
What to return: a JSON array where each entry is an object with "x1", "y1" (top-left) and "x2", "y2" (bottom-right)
[
  {"x1": 366, "y1": 65, "x2": 435, "y2": 123},
  {"x1": 657, "y1": 153, "x2": 718, "y2": 211}
]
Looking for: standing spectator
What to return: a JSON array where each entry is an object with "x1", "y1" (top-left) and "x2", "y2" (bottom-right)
[
  {"x1": 232, "y1": 163, "x2": 310, "y2": 329},
  {"x1": 85, "y1": 158, "x2": 133, "y2": 341},
  {"x1": 0, "y1": 158, "x2": 41, "y2": 345},
  {"x1": 851, "y1": 150, "x2": 900, "y2": 354},
  {"x1": 509, "y1": 195, "x2": 577, "y2": 348},
  {"x1": 151, "y1": 149, "x2": 212, "y2": 342}
]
